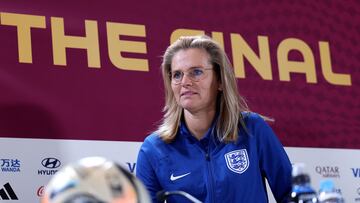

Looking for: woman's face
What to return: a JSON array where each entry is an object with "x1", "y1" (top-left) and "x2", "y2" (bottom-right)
[{"x1": 170, "y1": 48, "x2": 221, "y2": 114}]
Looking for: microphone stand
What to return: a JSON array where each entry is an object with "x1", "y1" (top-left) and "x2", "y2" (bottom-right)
[{"x1": 157, "y1": 190, "x2": 202, "y2": 203}]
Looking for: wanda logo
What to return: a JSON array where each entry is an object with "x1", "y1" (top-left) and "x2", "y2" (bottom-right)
[
  {"x1": 41, "y1": 158, "x2": 61, "y2": 169},
  {"x1": 37, "y1": 186, "x2": 44, "y2": 197}
]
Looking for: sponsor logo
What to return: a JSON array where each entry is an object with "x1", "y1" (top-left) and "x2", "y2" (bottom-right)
[
  {"x1": 37, "y1": 186, "x2": 44, "y2": 197},
  {"x1": 41, "y1": 158, "x2": 61, "y2": 169},
  {"x1": 335, "y1": 188, "x2": 342, "y2": 195},
  {"x1": 355, "y1": 187, "x2": 360, "y2": 202},
  {"x1": 0, "y1": 159, "x2": 21, "y2": 172},
  {"x1": 0, "y1": 182, "x2": 18, "y2": 200},
  {"x1": 351, "y1": 168, "x2": 360, "y2": 178},
  {"x1": 315, "y1": 166, "x2": 340, "y2": 178},
  {"x1": 38, "y1": 157, "x2": 61, "y2": 175},
  {"x1": 170, "y1": 172, "x2": 191, "y2": 181},
  {"x1": 224, "y1": 149, "x2": 249, "y2": 174},
  {"x1": 126, "y1": 162, "x2": 136, "y2": 173}
]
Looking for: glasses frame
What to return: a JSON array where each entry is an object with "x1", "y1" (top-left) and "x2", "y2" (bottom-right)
[{"x1": 170, "y1": 67, "x2": 214, "y2": 85}]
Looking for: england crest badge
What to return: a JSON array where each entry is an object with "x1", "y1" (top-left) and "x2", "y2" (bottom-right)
[{"x1": 224, "y1": 149, "x2": 249, "y2": 174}]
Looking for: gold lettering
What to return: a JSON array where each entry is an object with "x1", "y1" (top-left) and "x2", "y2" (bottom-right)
[
  {"x1": 170, "y1": 29, "x2": 205, "y2": 44},
  {"x1": 230, "y1": 34, "x2": 272, "y2": 80},
  {"x1": 0, "y1": 12, "x2": 46, "y2": 63},
  {"x1": 106, "y1": 22, "x2": 148, "y2": 71},
  {"x1": 277, "y1": 38, "x2": 317, "y2": 83},
  {"x1": 170, "y1": 29, "x2": 224, "y2": 49},
  {"x1": 319, "y1": 41, "x2": 351, "y2": 86},
  {"x1": 51, "y1": 17, "x2": 100, "y2": 67},
  {"x1": 210, "y1": 32, "x2": 224, "y2": 50}
]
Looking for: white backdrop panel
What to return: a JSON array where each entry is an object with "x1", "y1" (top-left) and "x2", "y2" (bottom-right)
[{"x1": 0, "y1": 138, "x2": 359, "y2": 203}]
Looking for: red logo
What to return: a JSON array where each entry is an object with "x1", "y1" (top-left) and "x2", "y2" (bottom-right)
[{"x1": 37, "y1": 186, "x2": 44, "y2": 197}]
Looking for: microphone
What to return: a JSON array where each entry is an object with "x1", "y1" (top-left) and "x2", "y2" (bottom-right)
[{"x1": 156, "y1": 190, "x2": 202, "y2": 203}]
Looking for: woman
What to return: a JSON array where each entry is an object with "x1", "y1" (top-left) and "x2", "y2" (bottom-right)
[{"x1": 136, "y1": 35, "x2": 292, "y2": 202}]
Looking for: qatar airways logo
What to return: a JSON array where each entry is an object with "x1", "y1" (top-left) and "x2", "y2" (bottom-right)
[{"x1": 315, "y1": 166, "x2": 340, "y2": 178}]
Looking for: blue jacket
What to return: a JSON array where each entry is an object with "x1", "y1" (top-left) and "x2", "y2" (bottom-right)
[{"x1": 136, "y1": 112, "x2": 292, "y2": 203}]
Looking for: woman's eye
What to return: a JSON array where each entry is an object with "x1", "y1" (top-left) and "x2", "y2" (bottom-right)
[
  {"x1": 192, "y1": 69, "x2": 204, "y2": 76},
  {"x1": 172, "y1": 71, "x2": 182, "y2": 79}
]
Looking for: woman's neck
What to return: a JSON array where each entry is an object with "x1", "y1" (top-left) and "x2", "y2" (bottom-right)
[{"x1": 184, "y1": 109, "x2": 216, "y2": 140}]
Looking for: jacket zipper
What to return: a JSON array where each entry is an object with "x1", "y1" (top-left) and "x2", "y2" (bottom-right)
[{"x1": 206, "y1": 152, "x2": 215, "y2": 203}]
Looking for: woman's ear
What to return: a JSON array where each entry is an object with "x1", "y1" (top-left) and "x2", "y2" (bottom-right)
[{"x1": 218, "y1": 84, "x2": 223, "y2": 91}]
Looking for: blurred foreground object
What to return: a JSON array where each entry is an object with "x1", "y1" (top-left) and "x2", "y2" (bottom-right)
[
  {"x1": 288, "y1": 163, "x2": 318, "y2": 203},
  {"x1": 318, "y1": 180, "x2": 345, "y2": 203},
  {"x1": 41, "y1": 157, "x2": 151, "y2": 203}
]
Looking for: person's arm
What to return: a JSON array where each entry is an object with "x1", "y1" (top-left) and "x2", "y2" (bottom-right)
[
  {"x1": 136, "y1": 139, "x2": 163, "y2": 203},
  {"x1": 255, "y1": 115, "x2": 292, "y2": 203}
]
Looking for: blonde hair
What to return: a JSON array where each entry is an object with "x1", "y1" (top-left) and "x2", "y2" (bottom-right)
[{"x1": 156, "y1": 35, "x2": 250, "y2": 143}]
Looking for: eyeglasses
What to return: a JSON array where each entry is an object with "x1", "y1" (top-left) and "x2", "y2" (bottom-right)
[{"x1": 170, "y1": 67, "x2": 213, "y2": 85}]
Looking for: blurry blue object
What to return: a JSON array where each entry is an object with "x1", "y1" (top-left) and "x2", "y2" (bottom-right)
[
  {"x1": 288, "y1": 163, "x2": 318, "y2": 203},
  {"x1": 318, "y1": 179, "x2": 344, "y2": 203}
]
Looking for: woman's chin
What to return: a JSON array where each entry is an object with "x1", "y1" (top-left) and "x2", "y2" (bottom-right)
[{"x1": 181, "y1": 104, "x2": 197, "y2": 112}]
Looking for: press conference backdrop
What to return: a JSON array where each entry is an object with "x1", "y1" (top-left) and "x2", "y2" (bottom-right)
[{"x1": 0, "y1": 1, "x2": 359, "y2": 202}]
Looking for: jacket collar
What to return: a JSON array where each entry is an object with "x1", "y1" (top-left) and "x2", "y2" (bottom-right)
[{"x1": 178, "y1": 114, "x2": 221, "y2": 147}]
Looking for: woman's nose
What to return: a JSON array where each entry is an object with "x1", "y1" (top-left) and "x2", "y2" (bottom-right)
[{"x1": 180, "y1": 73, "x2": 193, "y2": 86}]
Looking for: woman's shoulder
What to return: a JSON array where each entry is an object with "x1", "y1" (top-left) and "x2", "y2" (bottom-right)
[
  {"x1": 240, "y1": 111, "x2": 272, "y2": 134},
  {"x1": 241, "y1": 111, "x2": 264, "y2": 124},
  {"x1": 140, "y1": 132, "x2": 169, "y2": 159},
  {"x1": 239, "y1": 111, "x2": 278, "y2": 141},
  {"x1": 143, "y1": 132, "x2": 163, "y2": 145},
  {"x1": 141, "y1": 132, "x2": 168, "y2": 150}
]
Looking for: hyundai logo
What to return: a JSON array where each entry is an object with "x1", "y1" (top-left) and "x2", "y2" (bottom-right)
[{"x1": 41, "y1": 158, "x2": 61, "y2": 169}]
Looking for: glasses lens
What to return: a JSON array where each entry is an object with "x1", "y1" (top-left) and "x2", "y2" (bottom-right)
[
  {"x1": 171, "y1": 71, "x2": 182, "y2": 84},
  {"x1": 189, "y1": 68, "x2": 205, "y2": 82},
  {"x1": 171, "y1": 68, "x2": 211, "y2": 84}
]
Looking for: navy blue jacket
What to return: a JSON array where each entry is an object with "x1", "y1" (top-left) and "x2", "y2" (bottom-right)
[{"x1": 136, "y1": 112, "x2": 292, "y2": 202}]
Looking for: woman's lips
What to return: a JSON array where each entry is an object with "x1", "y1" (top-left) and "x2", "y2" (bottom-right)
[{"x1": 181, "y1": 91, "x2": 197, "y2": 97}]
